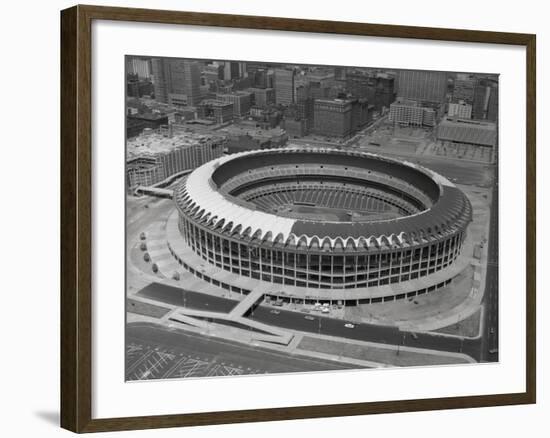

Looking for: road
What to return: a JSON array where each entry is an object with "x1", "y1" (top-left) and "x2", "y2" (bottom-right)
[
  {"x1": 480, "y1": 155, "x2": 499, "y2": 362},
  {"x1": 136, "y1": 282, "x2": 481, "y2": 361},
  {"x1": 126, "y1": 322, "x2": 358, "y2": 380}
]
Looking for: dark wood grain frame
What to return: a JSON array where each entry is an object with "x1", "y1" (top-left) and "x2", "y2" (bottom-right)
[{"x1": 60, "y1": 4, "x2": 536, "y2": 433}]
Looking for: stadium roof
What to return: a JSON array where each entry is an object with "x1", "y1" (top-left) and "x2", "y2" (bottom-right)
[{"x1": 175, "y1": 148, "x2": 472, "y2": 249}]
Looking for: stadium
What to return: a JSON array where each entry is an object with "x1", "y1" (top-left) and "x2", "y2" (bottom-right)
[{"x1": 168, "y1": 148, "x2": 473, "y2": 305}]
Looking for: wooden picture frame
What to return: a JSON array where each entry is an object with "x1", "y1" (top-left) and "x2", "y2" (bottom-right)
[{"x1": 60, "y1": 4, "x2": 536, "y2": 433}]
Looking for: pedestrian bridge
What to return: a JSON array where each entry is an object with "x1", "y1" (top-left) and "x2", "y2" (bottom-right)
[{"x1": 134, "y1": 186, "x2": 174, "y2": 198}]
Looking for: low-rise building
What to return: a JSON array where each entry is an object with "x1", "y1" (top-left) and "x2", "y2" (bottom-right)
[
  {"x1": 126, "y1": 112, "x2": 169, "y2": 138},
  {"x1": 197, "y1": 99, "x2": 234, "y2": 124},
  {"x1": 388, "y1": 99, "x2": 436, "y2": 127},
  {"x1": 126, "y1": 131, "x2": 226, "y2": 193},
  {"x1": 220, "y1": 124, "x2": 288, "y2": 153},
  {"x1": 436, "y1": 117, "x2": 497, "y2": 148}
]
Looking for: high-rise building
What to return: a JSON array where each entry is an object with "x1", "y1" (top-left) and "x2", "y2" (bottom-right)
[
  {"x1": 151, "y1": 58, "x2": 202, "y2": 105},
  {"x1": 247, "y1": 88, "x2": 275, "y2": 108},
  {"x1": 274, "y1": 68, "x2": 296, "y2": 105},
  {"x1": 223, "y1": 61, "x2": 241, "y2": 80},
  {"x1": 126, "y1": 57, "x2": 152, "y2": 80},
  {"x1": 448, "y1": 102, "x2": 473, "y2": 119},
  {"x1": 350, "y1": 99, "x2": 372, "y2": 131},
  {"x1": 202, "y1": 64, "x2": 224, "y2": 84},
  {"x1": 452, "y1": 77, "x2": 476, "y2": 105},
  {"x1": 312, "y1": 98, "x2": 354, "y2": 137},
  {"x1": 216, "y1": 91, "x2": 252, "y2": 117},
  {"x1": 396, "y1": 70, "x2": 448, "y2": 104},
  {"x1": 183, "y1": 61, "x2": 202, "y2": 106},
  {"x1": 472, "y1": 78, "x2": 498, "y2": 121},
  {"x1": 346, "y1": 72, "x2": 396, "y2": 111},
  {"x1": 152, "y1": 58, "x2": 185, "y2": 103}
]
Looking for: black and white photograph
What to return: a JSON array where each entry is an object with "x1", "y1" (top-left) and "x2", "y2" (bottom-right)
[{"x1": 125, "y1": 56, "x2": 499, "y2": 381}]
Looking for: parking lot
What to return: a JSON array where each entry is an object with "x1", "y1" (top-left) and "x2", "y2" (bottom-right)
[
  {"x1": 126, "y1": 341, "x2": 263, "y2": 381},
  {"x1": 126, "y1": 322, "x2": 356, "y2": 381}
]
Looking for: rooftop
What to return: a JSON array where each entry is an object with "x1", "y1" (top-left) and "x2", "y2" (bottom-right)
[
  {"x1": 439, "y1": 117, "x2": 497, "y2": 130},
  {"x1": 127, "y1": 131, "x2": 224, "y2": 158}
]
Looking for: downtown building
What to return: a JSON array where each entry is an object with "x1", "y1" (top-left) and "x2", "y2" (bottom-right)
[
  {"x1": 126, "y1": 130, "x2": 226, "y2": 193},
  {"x1": 448, "y1": 102, "x2": 473, "y2": 119},
  {"x1": 452, "y1": 75, "x2": 499, "y2": 121},
  {"x1": 472, "y1": 78, "x2": 499, "y2": 122},
  {"x1": 273, "y1": 68, "x2": 296, "y2": 105},
  {"x1": 247, "y1": 87, "x2": 275, "y2": 108},
  {"x1": 436, "y1": 117, "x2": 497, "y2": 148},
  {"x1": 312, "y1": 98, "x2": 354, "y2": 137},
  {"x1": 346, "y1": 72, "x2": 396, "y2": 111},
  {"x1": 126, "y1": 56, "x2": 152, "y2": 80},
  {"x1": 312, "y1": 98, "x2": 372, "y2": 138},
  {"x1": 151, "y1": 58, "x2": 202, "y2": 105},
  {"x1": 216, "y1": 91, "x2": 252, "y2": 117},
  {"x1": 388, "y1": 99, "x2": 436, "y2": 127},
  {"x1": 396, "y1": 70, "x2": 448, "y2": 104},
  {"x1": 196, "y1": 99, "x2": 234, "y2": 124}
]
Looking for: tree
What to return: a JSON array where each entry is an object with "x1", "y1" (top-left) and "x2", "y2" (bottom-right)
[
  {"x1": 140, "y1": 242, "x2": 147, "y2": 251},
  {"x1": 152, "y1": 263, "x2": 158, "y2": 273},
  {"x1": 143, "y1": 252, "x2": 150, "y2": 262},
  {"x1": 172, "y1": 271, "x2": 180, "y2": 281},
  {"x1": 139, "y1": 232, "x2": 146, "y2": 240}
]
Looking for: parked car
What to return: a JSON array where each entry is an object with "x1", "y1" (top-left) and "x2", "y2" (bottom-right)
[
  {"x1": 344, "y1": 323, "x2": 355, "y2": 329},
  {"x1": 304, "y1": 315, "x2": 315, "y2": 321}
]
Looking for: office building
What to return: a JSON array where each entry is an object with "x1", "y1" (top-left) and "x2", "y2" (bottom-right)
[
  {"x1": 197, "y1": 99, "x2": 234, "y2": 124},
  {"x1": 452, "y1": 76, "x2": 476, "y2": 105},
  {"x1": 312, "y1": 98, "x2": 354, "y2": 137},
  {"x1": 247, "y1": 88, "x2": 275, "y2": 108},
  {"x1": 126, "y1": 57, "x2": 152, "y2": 80},
  {"x1": 389, "y1": 99, "x2": 436, "y2": 127},
  {"x1": 151, "y1": 58, "x2": 202, "y2": 105},
  {"x1": 448, "y1": 102, "x2": 473, "y2": 119},
  {"x1": 274, "y1": 68, "x2": 296, "y2": 105},
  {"x1": 396, "y1": 70, "x2": 448, "y2": 104},
  {"x1": 216, "y1": 91, "x2": 252, "y2": 117}
]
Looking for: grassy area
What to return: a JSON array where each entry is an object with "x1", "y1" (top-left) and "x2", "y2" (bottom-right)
[
  {"x1": 433, "y1": 308, "x2": 481, "y2": 338},
  {"x1": 127, "y1": 298, "x2": 171, "y2": 318},
  {"x1": 298, "y1": 336, "x2": 469, "y2": 367}
]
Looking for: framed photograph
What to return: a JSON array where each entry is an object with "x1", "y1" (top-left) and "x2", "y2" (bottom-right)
[{"x1": 60, "y1": 4, "x2": 536, "y2": 433}]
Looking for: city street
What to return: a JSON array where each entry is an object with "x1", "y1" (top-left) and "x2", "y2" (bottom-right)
[
  {"x1": 136, "y1": 282, "x2": 482, "y2": 361},
  {"x1": 480, "y1": 156, "x2": 499, "y2": 362},
  {"x1": 126, "y1": 322, "x2": 357, "y2": 380}
]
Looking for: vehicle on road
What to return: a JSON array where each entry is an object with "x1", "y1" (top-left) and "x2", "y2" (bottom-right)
[
  {"x1": 270, "y1": 309, "x2": 281, "y2": 315},
  {"x1": 304, "y1": 315, "x2": 315, "y2": 321},
  {"x1": 344, "y1": 323, "x2": 355, "y2": 329},
  {"x1": 411, "y1": 332, "x2": 419, "y2": 340},
  {"x1": 490, "y1": 327, "x2": 495, "y2": 334}
]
